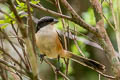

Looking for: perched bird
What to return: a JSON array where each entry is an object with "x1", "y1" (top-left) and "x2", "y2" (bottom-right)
[{"x1": 35, "y1": 16, "x2": 105, "y2": 73}]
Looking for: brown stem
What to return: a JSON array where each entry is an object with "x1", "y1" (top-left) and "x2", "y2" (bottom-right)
[
  {"x1": 55, "y1": 0, "x2": 69, "y2": 79},
  {"x1": 90, "y1": 0, "x2": 120, "y2": 79},
  {"x1": 0, "y1": 59, "x2": 26, "y2": 76},
  {"x1": 20, "y1": 0, "x2": 99, "y2": 36},
  {"x1": 43, "y1": 58, "x2": 70, "y2": 80},
  {"x1": 6, "y1": 0, "x2": 39, "y2": 79}
]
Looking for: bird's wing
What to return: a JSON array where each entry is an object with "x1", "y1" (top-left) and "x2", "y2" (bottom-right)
[{"x1": 56, "y1": 30, "x2": 65, "y2": 49}]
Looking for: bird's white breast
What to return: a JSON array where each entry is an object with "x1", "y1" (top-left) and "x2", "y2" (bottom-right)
[{"x1": 35, "y1": 25, "x2": 59, "y2": 58}]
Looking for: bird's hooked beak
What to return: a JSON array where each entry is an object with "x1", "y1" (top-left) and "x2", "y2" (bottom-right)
[{"x1": 53, "y1": 19, "x2": 58, "y2": 24}]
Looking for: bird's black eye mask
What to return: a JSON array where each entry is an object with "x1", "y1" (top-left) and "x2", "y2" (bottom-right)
[{"x1": 36, "y1": 16, "x2": 55, "y2": 33}]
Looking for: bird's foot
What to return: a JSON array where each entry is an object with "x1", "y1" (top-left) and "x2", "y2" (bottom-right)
[
  {"x1": 56, "y1": 55, "x2": 62, "y2": 72},
  {"x1": 39, "y1": 54, "x2": 46, "y2": 63}
]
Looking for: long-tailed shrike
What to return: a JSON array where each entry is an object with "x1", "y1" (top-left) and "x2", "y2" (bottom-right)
[{"x1": 35, "y1": 16, "x2": 105, "y2": 73}]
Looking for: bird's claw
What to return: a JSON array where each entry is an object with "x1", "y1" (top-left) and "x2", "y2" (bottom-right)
[{"x1": 39, "y1": 54, "x2": 46, "y2": 63}]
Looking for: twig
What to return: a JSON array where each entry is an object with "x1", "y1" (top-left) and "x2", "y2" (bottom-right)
[
  {"x1": 0, "y1": 64, "x2": 8, "y2": 80},
  {"x1": 109, "y1": 0, "x2": 117, "y2": 30},
  {"x1": 99, "y1": 0, "x2": 115, "y2": 30},
  {"x1": 25, "y1": 0, "x2": 39, "y2": 79},
  {"x1": 0, "y1": 30, "x2": 26, "y2": 66},
  {"x1": 7, "y1": 1, "x2": 39, "y2": 79},
  {"x1": 60, "y1": 0, "x2": 99, "y2": 36},
  {"x1": 73, "y1": 25, "x2": 85, "y2": 57},
  {"x1": 7, "y1": 0, "x2": 27, "y2": 37},
  {"x1": 109, "y1": 0, "x2": 120, "y2": 55},
  {"x1": 10, "y1": 22, "x2": 25, "y2": 44},
  {"x1": 10, "y1": 21, "x2": 31, "y2": 72},
  {"x1": 68, "y1": 28, "x2": 97, "y2": 43},
  {"x1": 99, "y1": 74, "x2": 101, "y2": 80},
  {"x1": 90, "y1": 0, "x2": 120, "y2": 79},
  {"x1": 55, "y1": 71, "x2": 58, "y2": 80},
  {"x1": 57, "y1": 29, "x2": 103, "y2": 50},
  {"x1": 0, "y1": 59, "x2": 26, "y2": 76},
  {"x1": 20, "y1": 0, "x2": 99, "y2": 36},
  {"x1": 0, "y1": 9, "x2": 15, "y2": 20},
  {"x1": 26, "y1": 0, "x2": 36, "y2": 53},
  {"x1": 55, "y1": 0, "x2": 69, "y2": 79},
  {"x1": 0, "y1": 64, "x2": 21, "y2": 80},
  {"x1": 43, "y1": 58, "x2": 70, "y2": 80},
  {"x1": 20, "y1": 0, "x2": 71, "y2": 19},
  {"x1": 0, "y1": 47, "x2": 26, "y2": 72},
  {"x1": 102, "y1": 13, "x2": 115, "y2": 31}
]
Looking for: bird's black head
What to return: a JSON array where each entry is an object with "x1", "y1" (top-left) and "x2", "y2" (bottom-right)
[{"x1": 36, "y1": 16, "x2": 58, "y2": 33}]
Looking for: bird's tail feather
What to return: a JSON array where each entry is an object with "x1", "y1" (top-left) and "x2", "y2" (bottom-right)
[{"x1": 64, "y1": 50, "x2": 105, "y2": 73}]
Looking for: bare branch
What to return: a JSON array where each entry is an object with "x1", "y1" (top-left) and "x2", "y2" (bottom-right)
[
  {"x1": 0, "y1": 59, "x2": 27, "y2": 76},
  {"x1": 0, "y1": 30, "x2": 26, "y2": 66},
  {"x1": 20, "y1": 0, "x2": 100, "y2": 36},
  {"x1": 6, "y1": 0, "x2": 39, "y2": 79},
  {"x1": 0, "y1": 47, "x2": 26, "y2": 71},
  {"x1": 90, "y1": 0, "x2": 120, "y2": 79},
  {"x1": 43, "y1": 58, "x2": 70, "y2": 80},
  {"x1": 54, "y1": 0, "x2": 69, "y2": 78},
  {"x1": 26, "y1": 0, "x2": 36, "y2": 53},
  {"x1": 0, "y1": 9, "x2": 15, "y2": 20}
]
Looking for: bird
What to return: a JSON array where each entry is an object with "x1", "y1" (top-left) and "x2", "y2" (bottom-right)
[{"x1": 35, "y1": 16, "x2": 105, "y2": 73}]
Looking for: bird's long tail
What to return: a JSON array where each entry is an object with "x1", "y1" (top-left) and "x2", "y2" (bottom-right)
[{"x1": 63, "y1": 50, "x2": 105, "y2": 73}]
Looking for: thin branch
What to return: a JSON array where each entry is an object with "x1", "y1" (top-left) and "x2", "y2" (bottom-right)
[
  {"x1": 57, "y1": 29, "x2": 103, "y2": 50},
  {"x1": 43, "y1": 58, "x2": 70, "y2": 80},
  {"x1": 7, "y1": 1, "x2": 39, "y2": 79},
  {"x1": 20, "y1": 0, "x2": 99, "y2": 36},
  {"x1": 7, "y1": 0, "x2": 27, "y2": 37},
  {"x1": 26, "y1": 0, "x2": 36, "y2": 54},
  {"x1": 102, "y1": 13, "x2": 115, "y2": 31},
  {"x1": 69, "y1": 28, "x2": 97, "y2": 43},
  {"x1": 99, "y1": 0, "x2": 115, "y2": 30},
  {"x1": 0, "y1": 65, "x2": 8, "y2": 80},
  {"x1": 99, "y1": 74, "x2": 101, "y2": 80},
  {"x1": 109, "y1": 0, "x2": 117, "y2": 30},
  {"x1": 73, "y1": 34, "x2": 85, "y2": 57},
  {"x1": 73, "y1": 25, "x2": 85, "y2": 57},
  {"x1": 60, "y1": 0, "x2": 100, "y2": 36},
  {"x1": 0, "y1": 47, "x2": 27, "y2": 72},
  {"x1": 109, "y1": 0, "x2": 120, "y2": 55},
  {"x1": 0, "y1": 59, "x2": 27, "y2": 76},
  {"x1": 54, "y1": 71, "x2": 58, "y2": 80},
  {"x1": 20, "y1": 0, "x2": 71, "y2": 19},
  {"x1": 55, "y1": 0, "x2": 69, "y2": 78},
  {"x1": 0, "y1": 30, "x2": 26, "y2": 66},
  {"x1": 90, "y1": 0, "x2": 120, "y2": 79},
  {"x1": 0, "y1": 9, "x2": 15, "y2": 20},
  {"x1": 0, "y1": 64, "x2": 21, "y2": 80},
  {"x1": 10, "y1": 21, "x2": 31, "y2": 72}
]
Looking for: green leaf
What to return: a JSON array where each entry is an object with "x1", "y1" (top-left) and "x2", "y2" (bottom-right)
[
  {"x1": 16, "y1": 0, "x2": 25, "y2": 6},
  {"x1": 10, "y1": 12, "x2": 15, "y2": 18},
  {"x1": 30, "y1": 0, "x2": 40, "y2": 4},
  {"x1": 0, "y1": 20, "x2": 6, "y2": 24},
  {"x1": 16, "y1": 0, "x2": 21, "y2": 5},
  {"x1": 16, "y1": 0, "x2": 26, "y2": 11},
  {"x1": 0, "y1": 24, "x2": 8, "y2": 29},
  {"x1": 0, "y1": 19, "x2": 12, "y2": 24}
]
